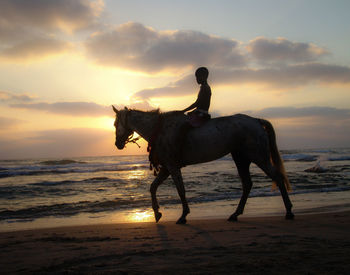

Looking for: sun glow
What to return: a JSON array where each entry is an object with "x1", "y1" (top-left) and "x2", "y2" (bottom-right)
[{"x1": 100, "y1": 117, "x2": 116, "y2": 130}]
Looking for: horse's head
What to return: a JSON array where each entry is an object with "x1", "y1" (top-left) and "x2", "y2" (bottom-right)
[{"x1": 112, "y1": 105, "x2": 133, "y2": 149}]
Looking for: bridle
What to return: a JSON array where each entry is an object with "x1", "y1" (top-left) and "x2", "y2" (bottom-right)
[{"x1": 117, "y1": 109, "x2": 141, "y2": 148}]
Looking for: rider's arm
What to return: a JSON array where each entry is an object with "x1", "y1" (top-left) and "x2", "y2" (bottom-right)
[{"x1": 182, "y1": 100, "x2": 198, "y2": 113}]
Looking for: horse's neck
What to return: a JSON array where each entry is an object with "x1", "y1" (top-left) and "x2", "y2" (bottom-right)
[{"x1": 128, "y1": 111, "x2": 159, "y2": 142}]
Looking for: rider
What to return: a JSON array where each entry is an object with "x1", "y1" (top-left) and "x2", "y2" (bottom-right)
[
  {"x1": 182, "y1": 67, "x2": 211, "y2": 122},
  {"x1": 174, "y1": 67, "x2": 211, "y2": 165}
]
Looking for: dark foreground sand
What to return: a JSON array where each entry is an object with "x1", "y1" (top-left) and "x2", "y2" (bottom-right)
[{"x1": 1, "y1": 212, "x2": 349, "y2": 274}]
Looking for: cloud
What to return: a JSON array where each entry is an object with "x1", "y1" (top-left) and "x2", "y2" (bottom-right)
[
  {"x1": 247, "y1": 37, "x2": 328, "y2": 63},
  {"x1": 134, "y1": 75, "x2": 194, "y2": 99},
  {"x1": 0, "y1": 0, "x2": 103, "y2": 62},
  {"x1": 235, "y1": 106, "x2": 350, "y2": 149},
  {"x1": 0, "y1": 37, "x2": 72, "y2": 61},
  {"x1": 86, "y1": 23, "x2": 336, "y2": 75},
  {"x1": 0, "y1": 91, "x2": 35, "y2": 102},
  {"x1": 277, "y1": 121, "x2": 350, "y2": 149},
  {"x1": 214, "y1": 63, "x2": 350, "y2": 87},
  {"x1": 9, "y1": 99, "x2": 157, "y2": 116},
  {"x1": 0, "y1": 128, "x2": 112, "y2": 159},
  {"x1": 85, "y1": 22, "x2": 246, "y2": 72},
  {"x1": 0, "y1": 117, "x2": 23, "y2": 129},
  {"x1": 1, "y1": 110, "x2": 349, "y2": 159},
  {"x1": 33, "y1": 128, "x2": 108, "y2": 143},
  {"x1": 0, "y1": 127, "x2": 145, "y2": 159},
  {"x1": 133, "y1": 63, "x2": 350, "y2": 100},
  {"x1": 127, "y1": 100, "x2": 155, "y2": 111},
  {"x1": 0, "y1": 0, "x2": 103, "y2": 34},
  {"x1": 93, "y1": 25, "x2": 344, "y2": 100},
  {"x1": 245, "y1": 106, "x2": 350, "y2": 119},
  {"x1": 10, "y1": 101, "x2": 112, "y2": 117}
]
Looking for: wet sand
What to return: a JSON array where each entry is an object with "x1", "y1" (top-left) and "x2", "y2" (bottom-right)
[{"x1": 1, "y1": 211, "x2": 349, "y2": 274}]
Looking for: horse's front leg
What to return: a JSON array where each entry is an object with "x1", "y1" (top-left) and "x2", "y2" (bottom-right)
[
  {"x1": 150, "y1": 167, "x2": 169, "y2": 222},
  {"x1": 168, "y1": 167, "x2": 190, "y2": 224}
]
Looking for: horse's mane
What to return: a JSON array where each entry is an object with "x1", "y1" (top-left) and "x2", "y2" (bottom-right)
[
  {"x1": 130, "y1": 108, "x2": 183, "y2": 118},
  {"x1": 129, "y1": 108, "x2": 160, "y2": 115}
]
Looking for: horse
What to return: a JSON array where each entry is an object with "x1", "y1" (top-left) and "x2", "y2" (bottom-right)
[{"x1": 112, "y1": 106, "x2": 294, "y2": 224}]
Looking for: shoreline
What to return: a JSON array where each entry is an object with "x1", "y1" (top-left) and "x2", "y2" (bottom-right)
[
  {"x1": 1, "y1": 189, "x2": 350, "y2": 233},
  {"x1": 1, "y1": 211, "x2": 349, "y2": 274}
]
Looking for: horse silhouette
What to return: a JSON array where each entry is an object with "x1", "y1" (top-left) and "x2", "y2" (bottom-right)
[{"x1": 113, "y1": 106, "x2": 294, "y2": 224}]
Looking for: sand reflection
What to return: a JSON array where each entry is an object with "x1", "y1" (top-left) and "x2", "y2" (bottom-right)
[{"x1": 126, "y1": 209, "x2": 153, "y2": 222}]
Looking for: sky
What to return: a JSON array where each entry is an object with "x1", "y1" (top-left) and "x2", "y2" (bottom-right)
[{"x1": 0, "y1": 0, "x2": 349, "y2": 159}]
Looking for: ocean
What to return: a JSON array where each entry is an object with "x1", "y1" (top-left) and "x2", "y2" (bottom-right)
[{"x1": 1, "y1": 148, "x2": 350, "y2": 231}]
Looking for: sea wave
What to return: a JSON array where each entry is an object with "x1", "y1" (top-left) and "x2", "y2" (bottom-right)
[
  {"x1": 0, "y1": 177, "x2": 127, "y2": 199},
  {"x1": 328, "y1": 156, "x2": 350, "y2": 161},
  {"x1": 0, "y1": 164, "x2": 149, "y2": 178},
  {"x1": 30, "y1": 177, "x2": 114, "y2": 186},
  {"x1": 282, "y1": 154, "x2": 317, "y2": 162},
  {"x1": 282, "y1": 153, "x2": 350, "y2": 162},
  {"x1": 0, "y1": 184, "x2": 77, "y2": 199},
  {"x1": 2, "y1": 185, "x2": 350, "y2": 222},
  {"x1": 1, "y1": 151, "x2": 350, "y2": 224},
  {"x1": 38, "y1": 159, "x2": 86, "y2": 165}
]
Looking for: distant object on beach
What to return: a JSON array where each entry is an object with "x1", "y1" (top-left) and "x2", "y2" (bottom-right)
[{"x1": 304, "y1": 161, "x2": 329, "y2": 173}]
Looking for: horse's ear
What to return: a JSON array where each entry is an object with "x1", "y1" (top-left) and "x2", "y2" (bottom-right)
[
  {"x1": 112, "y1": 105, "x2": 118, "y2": 114},
  {"x1": 124, "y1": 106, "x2": 129, "y2": 111}
]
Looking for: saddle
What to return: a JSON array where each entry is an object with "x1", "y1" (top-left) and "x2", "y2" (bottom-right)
[{"x1": 187, "y1": 109, "x2": 211, "y2": 127}]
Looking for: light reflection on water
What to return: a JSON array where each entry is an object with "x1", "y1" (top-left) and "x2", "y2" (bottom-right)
[{"x1": 127, "y1": 170, "x2": 146, "y2": 180}]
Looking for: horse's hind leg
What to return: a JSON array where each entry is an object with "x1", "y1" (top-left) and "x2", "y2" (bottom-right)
[
  {"x1": 228, "y1": 152, "x2": 252, "y2": 222},
  {"x1": 256, "y1": 160, "x2": 294, "y2": 220},
  {"x1": 150, "y1": 167, "x2": 169, "y2": 222}
]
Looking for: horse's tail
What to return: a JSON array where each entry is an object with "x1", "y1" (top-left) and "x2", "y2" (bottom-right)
[{"x1": 259, "y1": 119, "x2": 292, "y2": 192}]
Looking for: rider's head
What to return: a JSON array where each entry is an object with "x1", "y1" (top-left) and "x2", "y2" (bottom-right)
[{"x1": 195, "y1": 67, "x2": 209, "y2": 84}]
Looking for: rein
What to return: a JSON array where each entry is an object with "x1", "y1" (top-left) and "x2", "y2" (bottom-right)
[
  {"x1": 147, "y1": 115, "x2": 163, "y2": 152},
  {"x1": 147, "y1": 115, "x2": 163, "y2": 175},
  {"x1": 125, "y1": 133, "x2": 141, "y2": 148}
]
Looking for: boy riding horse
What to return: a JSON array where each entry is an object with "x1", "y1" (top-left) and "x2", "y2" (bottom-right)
[{"x1": 175, "y1": 67, "x2": 212, "y2": 165}]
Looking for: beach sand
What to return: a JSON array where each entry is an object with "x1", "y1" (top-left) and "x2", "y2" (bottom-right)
[{"x1": 1, "y1": 211, "x2": 349, "y2": 274}]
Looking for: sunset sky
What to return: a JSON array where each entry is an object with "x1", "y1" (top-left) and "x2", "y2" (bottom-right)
[{"x1": 0, "y1": 0, "x2": 349, "y2": 159}]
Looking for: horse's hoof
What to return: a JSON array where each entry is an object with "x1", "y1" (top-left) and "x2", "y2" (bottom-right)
[
  {"x1": 228, "y1": 214, "x2": 238, "y2": 222},
  {"x1": 285, "y1": 213, "x2": 294, "y2": 220},
  {"x1": 155, "y1": 212, "x2": 162, "y2": 223},
  {"x1": 176, "y1": 217, "x2": 187, "y2": 224}
]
